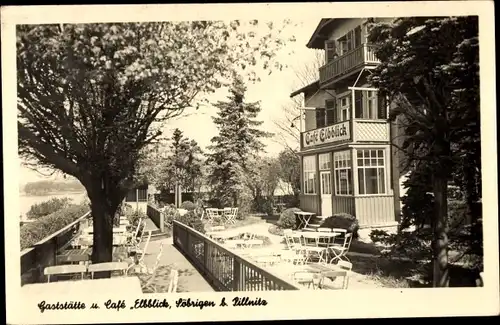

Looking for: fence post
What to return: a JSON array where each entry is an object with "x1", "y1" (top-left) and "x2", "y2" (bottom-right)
[
  {"x1": 233, "y1": 256, "x2": 244, "y2": 291},
  {"x1": 159, "y1": 210, "x2": 165, "y2": 233},
  {"x1": 203, "y1": 239, "x2": 208, "y2": 274}
]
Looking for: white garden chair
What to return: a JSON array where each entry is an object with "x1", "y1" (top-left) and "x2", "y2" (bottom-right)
[
  {"x1": 167, "y1": 269, "x2": 179, "y2": 293},
  {"x1": 127, "y1": 230, "x2": 152, "y2": 274},
  {"x1": 44, "y1": 264, "x2": 87, "y2": 283},
  {"x1": 139, "y1": 241, "x2": 165, "y2": 293},
  {"x1": 328, "y1": 232, "x2": 353, "y2": 264},
  {"x1": 224, "y1": 208, "x2": 238, "y2": 224},
  {"x1": 88, "y1": 262, "x2": 128, "y2": 279},
  {"x1": 291, "y1": 271, "x2": 321, "y2": 289}
]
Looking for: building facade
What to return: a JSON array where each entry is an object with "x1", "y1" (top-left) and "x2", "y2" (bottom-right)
[{"x1": 291, "y1": 18, "x2": 401, "y2": 227}]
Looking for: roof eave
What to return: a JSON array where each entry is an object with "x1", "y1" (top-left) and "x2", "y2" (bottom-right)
[
  {"x1": 306, "y1": 19, "x2": 335, "y2": 49},
  {"x1": 290, "y1": 80, "x2": 320, "y2": 98}
]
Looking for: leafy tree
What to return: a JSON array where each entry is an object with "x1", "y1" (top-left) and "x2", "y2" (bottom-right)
[
  {"x1": 26, "y1": 197, "x2": 73, "y2": 219},
  {"x1": 368, "y1": 16, "x2": 479, "y2": 287},
  {"x1": 206, "y1": 75, "x2": 272, "y2": 208},
  {"x1": 17, "y1": 21, "x2": 294, "y2": 271},
  {"x1": 277, "y1": 148, "x2": 301, "y2": 200},
  {"x1": 244, "y1": 156, "x2": 281, "y2": 214}
]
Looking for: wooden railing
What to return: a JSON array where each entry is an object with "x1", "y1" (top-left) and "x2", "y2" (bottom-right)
[
  {"x1": 147, "y1": 204, "x2": 165, "y2": 232},
  {"x1": 319, "y1": 43, "x2": 380, "y2": 85},
  {"x1": 173, "y1": 220, "x2": 301, "y2": 291},
  {"x1": 20, "y1": 211, "x2": 91, "y2": 285}
]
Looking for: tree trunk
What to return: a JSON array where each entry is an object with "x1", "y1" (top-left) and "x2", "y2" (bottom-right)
[
  {"x1": 87, "y1": 180, "x2": 123, "y2": 279},
  {"x1": 432, "y1": 175, "x2": 450, "y2": 287}
]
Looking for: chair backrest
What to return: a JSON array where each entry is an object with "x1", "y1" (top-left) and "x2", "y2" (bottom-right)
[
  {"x1": 231, "y1": 208, "x2": 238, "y2": 217},
  {"x1": 139, "y1": 230, "x2": 152, "y2": 261},
  {"x1": 322, "y1": 270, "x2": 349, "y2": 289},
  {"x1": 343, "y1": 233, "x2": 353, "y2": 251},
  {"x1": 317, "y1": 233, "x2": 336, "y2": 247},
  {"x1": 134, "y1": 219, "x2": 145, "y2": 238},
  {"x1": 317, "y1": 227, "x2": 332, "y2": 232},
  {"x1": 331, "y1": 228, "x2": 347, "y2": 245},
  {"x1": 44, "y1": 264, "x2": 87, "y2": 282},
  {"x1": 168, "y1": 269, "x2": 179, "y2": 293},
  {"x1": 151, "y1": 242, "x2": 165, "y2": 272}
]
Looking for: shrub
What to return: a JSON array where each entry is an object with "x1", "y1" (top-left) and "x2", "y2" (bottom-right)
[
  {"x1": 320, "y1": 213, "x2": 360, "y2": 239},
  {"x1": 277, "y1": 207, "x2": 302, "y2": 229},
  {"x1": 20, "y1": 203, "x2": 90, "y2": 250},
  {"x1": 177, "y1": 210, "x2": 205, "y2": 234},
  {"x1": 180, "y1": 201, "x2": 196, "y2": 211},
  {"x1": 163, "y1": 204, "x2": 181, "y2": 230},
  {"x1": 26, "y1": 197, "x2": 72, "y2": 219},
  {"x1": 268, "y1": 224, "x2": 284, "y2": 236}
]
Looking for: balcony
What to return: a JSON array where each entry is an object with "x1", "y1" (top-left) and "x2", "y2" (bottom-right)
[
  {"x1": 301, "y1": 119, "x2": 389, "y2": 150},
  {"x1": 319, "y1": 44, "x2": 379, "y2": 86}
]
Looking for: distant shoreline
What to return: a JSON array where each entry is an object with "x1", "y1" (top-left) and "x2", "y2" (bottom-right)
[{"x1": 19, "y1": 190, "x2": 86, "y2": 197}]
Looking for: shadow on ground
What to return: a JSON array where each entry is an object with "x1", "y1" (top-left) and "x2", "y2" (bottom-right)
[{"x1": 347, "y1": 254, "x2": 479, "y2": 288}]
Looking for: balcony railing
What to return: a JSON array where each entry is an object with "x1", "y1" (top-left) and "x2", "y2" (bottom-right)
[
  {"x1": 319, "y1": 43, "x2": 379, "y2": 85},
  {"x1": 173, "y1": 220, "x2": 300, "y2": 291},
  {"x1": 20, "y1": 211, "x2": 91, "y2": 285},
  {"x1": 301, "y1": 119, "x2": 389, "y2": 149}
]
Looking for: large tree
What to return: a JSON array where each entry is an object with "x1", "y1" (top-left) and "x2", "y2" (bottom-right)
[
  {"x1": 206, "y1": 74, "x2": 272, "y2": 208},
  {"x1": 368, "y1": 16, "x2": 479, "y2": 287},
  {"x1": 273, "y1": 50, "x2": 324, "y2": 152},
  {"x1": 17, "y1": 21, "x2": 294, "y2": 272}
]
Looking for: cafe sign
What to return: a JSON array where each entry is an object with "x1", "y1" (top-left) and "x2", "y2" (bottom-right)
[{"x1": 302, "y1": 122, "x2": 350, "y2": 148}]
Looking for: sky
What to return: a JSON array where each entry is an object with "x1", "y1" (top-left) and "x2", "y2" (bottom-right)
[{"x1": 18, "y1": 19, "x2": 320, "y2": 186}]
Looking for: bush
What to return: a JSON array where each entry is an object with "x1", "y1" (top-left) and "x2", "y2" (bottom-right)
[
  {"x1": 320, "y1": 213, "x2": 360, "y2": 239},
  {"x1": 277, "y1": 207, "x2": 302, "y2": 229},
  {"x1": 177, "y1": 210, "x2": 205, "y2": 234},
  {"x1": 268, "y1": 224, "x2": 284, "y2": 236},
  {"x1": 26, "y1": 197, "x2": 72, "y2": 219},
  {"x1": 180, "y1": 201, "x2": 196, "y2": 211},
  {"x1": 20, "y1": 203, "x2": 90, "y2": 250},
  {"x1": 163, "y1": 204, "x2": 181, "y2": 230}
]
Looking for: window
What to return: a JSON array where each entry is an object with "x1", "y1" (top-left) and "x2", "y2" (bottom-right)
[
  {"x1": 364, "y1": 90, "x2": 378, "y2": 119},
  {"x1": 125, "y1": 187, "x2": 148, "y2": 202},
  {"x1": 315, "y1": 108, "x2": 326, "y2": 128},
  {"x1": 325, "y1": 99, "x2": 336, "y2": 125},
  {"x1": 353, "y1": 89, "x2": 387, "y2": 120},
  {"x1": 303, "y1": 155, "x2": 317, "y2": 194},
  {"x1": 334, "y1": 151, "x2": 353, "y2": 195},
  {"x1": 357, "y1": 149, "x2": 386, "y2": 195},
  {"x1": 325, "y1": 40, "x2": 337, "y2": 62},
  {"x1": 336, "y1": 26, "x2": 363, "y2": 55},
  {"x1": 336, "y1": 96, "x2": 350, "y2": 122},
  {"x1": 319, "y1": 153, "x2": 331, "y2": 171}
]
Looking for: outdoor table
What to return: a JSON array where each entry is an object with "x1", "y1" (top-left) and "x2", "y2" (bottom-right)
[
  {"x1": 207, "y1": 230, "x2": 242, "y2": 241},
  {"x1": 83, "y1": 226, "x2": 128, "y2": 234},
  {"x1": 58, "y1": 246, "x2": 129, "y2": 263},
  {"x1": 294, "y1": 211, "x2": 316, "y2": 229},
  {"x1": 21, "y1": 277, "x2": 143, "y2": 295}
]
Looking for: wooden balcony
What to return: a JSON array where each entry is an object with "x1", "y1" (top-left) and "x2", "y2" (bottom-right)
[
  {"x1": 301, "y1": 119, "x2": 389, "y2": 150},
  {"x1": 319, "y1": 43, "x2": 379, "y2": 86}
]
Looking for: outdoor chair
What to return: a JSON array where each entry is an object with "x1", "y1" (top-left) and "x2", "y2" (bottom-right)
[
  {"x1": 44, "y1": 264, "x2": 87, "y2": 283},
  {"x1": 129, "y1": 220, "x2": 146, "y2": 247},
  {"x1": 139, "y1": 242, "x2": 168, "y2": 293},
  {"x1": 329, "y1": 232, "x2": 353, "y2": 264},
  {"x1": 225, "y1": 232, "x2": 255, "y2": 249},
  {"x1": 88, "y1": 262, "x2": 128, "y2": 279},
  {"x1": 224, "y1": 208, "x2": 238, "y2": 224},
  {"x1": 318, "y1": 269, "x2": 350, "y2": 290},
  {"x1": 205, "y1": 208, "x2": 220, "y2": 223},
  {"x1": 291, "y1": 271, "x2": 321, "y2": 289},
  {"x1": 282, "y1": 230, "x2": 306, "y2": 265},
  {"x1": 127, "y1": 230, "x2": 152, "y2": 274},
  {"x1": 167, "y1": 269, "x2": 179, "y2": 293},
  {"x1": 300, "y1": 233, "x2": 334, "y2": 264}
]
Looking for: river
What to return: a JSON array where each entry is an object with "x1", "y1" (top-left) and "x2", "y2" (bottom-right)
[{"x1": 19, "y1": 191, "x2": 87, "y2": 219}]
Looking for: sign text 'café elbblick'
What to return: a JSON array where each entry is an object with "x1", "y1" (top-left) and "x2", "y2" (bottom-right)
[{"x1": 302, "y1": 122, "x2": 350, "y2": 148}]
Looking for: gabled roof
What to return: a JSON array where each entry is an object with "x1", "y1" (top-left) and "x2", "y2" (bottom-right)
[
  {"x1": 306, "y1": 19, "x2": 336, "y2": 49},
  {"x1": 290, "y1": 80, "x2": 320, "y2": 98}
]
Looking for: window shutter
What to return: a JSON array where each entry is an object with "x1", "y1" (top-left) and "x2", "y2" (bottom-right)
[
  {"x1": 325, "y1": 99, "x2": 336, "y2": 125},
  {"x1": 354, "y1": 26, "x2": 362, "y2": 48},
  {"x1": 325, "y1": 40, "x2": 337, "y2": 62},
  {"x1": 377, "y1": 94, "x2": 387, "y2": 120},
  {"x1": 316, "y1": 108, "x2": 325, "y2": 128},
  {"x1": 354, "y1": 90, "x2": 363, "y2": 118}
]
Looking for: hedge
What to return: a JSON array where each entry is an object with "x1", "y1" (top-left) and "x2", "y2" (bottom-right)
[
  {"x1": 20, "y1": 203, "x2": 90, "y2": 250},
  {"x1": 26, "y1": 197, "x2": 72, "y2": 220}
]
